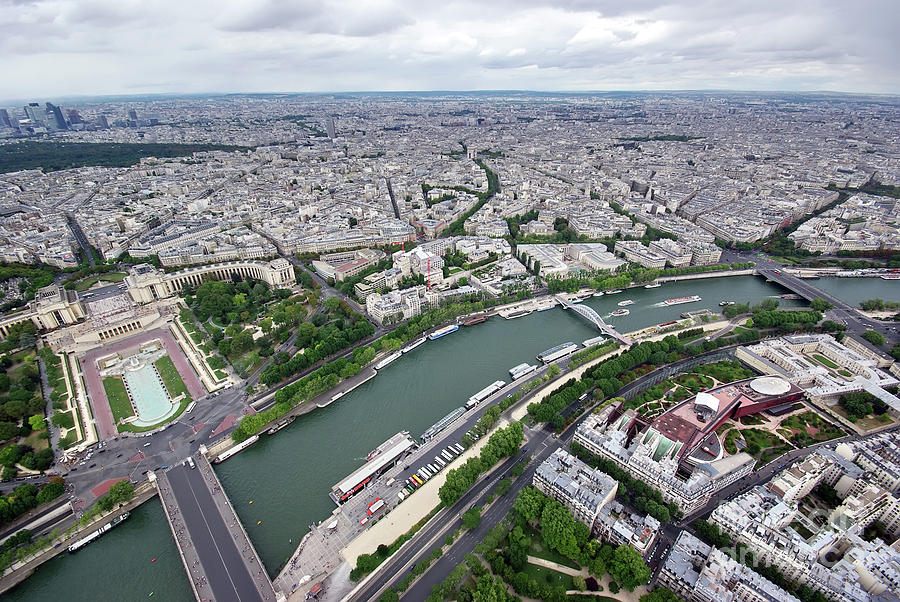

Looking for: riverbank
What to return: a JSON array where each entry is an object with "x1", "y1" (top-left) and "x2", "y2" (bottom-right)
[
  {"x1": 0, "y1": 483, "x2": 157, "y2": 595},
  {"x1": 656, "y1": 268, "x2": 756, "y2": 283},
  {"x1": 13, "y1": 273, "x2": 839, "y2": 599},
  {"x1": 331, "y1": 343, "x2": 628, "y2": 597}
]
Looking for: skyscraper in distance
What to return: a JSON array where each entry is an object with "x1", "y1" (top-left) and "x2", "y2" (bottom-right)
[
  {"x1": 45, "y1": 102, "x2": 68, "y2": 130},
  {"x1": 23, "y1": 102, "x2": 44, "y2": 125},
  {"x1": 0, "y1": 109, "x2": 11, "y2": 128},
  {"x1": 326, "y1": 118, "x2": 336, "y2": 139}
]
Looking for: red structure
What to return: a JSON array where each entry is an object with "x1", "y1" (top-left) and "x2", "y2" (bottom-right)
[{"x1": 648, "y1": 376, "x2": 804, "y2": 463}]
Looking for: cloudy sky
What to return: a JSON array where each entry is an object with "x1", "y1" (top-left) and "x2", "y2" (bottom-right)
[{"x1": 2, "y1": 0, "x2": 898, "y2": 101}]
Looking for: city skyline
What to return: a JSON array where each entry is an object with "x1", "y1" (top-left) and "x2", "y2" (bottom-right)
[{"x1": 2, "y1": 0, "x2": 899, "y2": 100}]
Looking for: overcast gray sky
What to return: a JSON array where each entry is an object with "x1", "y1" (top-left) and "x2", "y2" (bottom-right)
[{"x1": 3, "y1": 0, "x2": 898, "y2": 100}]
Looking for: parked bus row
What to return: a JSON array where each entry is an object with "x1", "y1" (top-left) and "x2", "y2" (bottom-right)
[{"x1": 399, "y1": 443, "x2": 465, "y2": 499}]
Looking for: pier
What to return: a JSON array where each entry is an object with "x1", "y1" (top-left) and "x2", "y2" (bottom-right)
[
  {"x1": 555, "y1": 294, "x2": 632, "y2": 345},
  {"x1": 155, "y1": 454, "x2": 276, "y2": 602}
]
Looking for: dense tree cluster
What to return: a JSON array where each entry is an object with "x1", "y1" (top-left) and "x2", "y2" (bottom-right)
[
  {"x1": 751, "y1": 309, "x2": 822, "y2": 330},
  {"x1": 546, "y1": 262, "x2": 754, "y2": 294},
  {"x1": 527, "y1": 378, "x2": 590, "y2": 427},
  {"x1": 97, "y1": 480, "x2": 135, "y2": 513},
  {"x1": 257, "y1": 312, "x2": 375, "y2": 387},
  {"x1": 0, "y1": 141, "x2": 244, "y2": 174},
  {"x1": 861, "y1": 329, "x2": 886, "y2": 347},
  {"x1": 839, "y1": 391, "x2": 886, "y2": 422},
  {"x1": 0, "y1": 348, "x2": 49, "y2": 448},
  {"x1": 438, "y1": 422, "x2": 523, "y2": 506},
  {"x1": 860, "y1": 298, "x2": 900, "y2": 311},
  {"x1": 0, "y1": 263, "x2": 57, "y2": 312},
  {"x1": 0, "y1": 480, "x2": 65, "y2": 527}
]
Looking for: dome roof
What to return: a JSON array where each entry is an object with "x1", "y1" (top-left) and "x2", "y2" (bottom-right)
[
  {"x1": 694, "y1": 391, "x2": 720, "y2": 414},
  {"x1": 750, "y1": 376, "x2": 791, "y2": 396}
]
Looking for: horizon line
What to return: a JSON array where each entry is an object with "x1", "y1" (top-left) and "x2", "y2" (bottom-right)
[{"x1": 3, "y1": 88, "x2": 900, "y2": 106}]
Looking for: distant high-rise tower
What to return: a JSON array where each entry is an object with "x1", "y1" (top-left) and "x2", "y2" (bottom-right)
[
  {"x1": 0, "y1": 109, "x2": 11, "y2": 128},
  {"x1": 97, "y1": 114, "x2": 109, "y2": 128},
  {"x1": 128, "y1": 108, "x2": 138, "y2": 121},
  {"x1": 45, "y1": 102, "x2": 67, "y2": 130},
  {"x1": 66, "y1": 109, "x2": 83, "y2": 125},
  {"x1": 326, "y1": 118, "x2": 336, "y2": 139},
  {"x1": 23, "y1": 102, "x2": 44, "y2": 125}
]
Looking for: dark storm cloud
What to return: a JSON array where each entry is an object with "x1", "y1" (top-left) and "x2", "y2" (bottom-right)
[{"x1": 1, "y1": 0, "x2": 898, "y2": 100}]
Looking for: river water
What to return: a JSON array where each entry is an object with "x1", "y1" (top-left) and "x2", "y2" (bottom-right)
[
  {"x1": 9, "y1": 275, "x2": 895, "y2": 600},
  {"x1": 804, "y1": 276, "x2": 899, "y2": 307}
]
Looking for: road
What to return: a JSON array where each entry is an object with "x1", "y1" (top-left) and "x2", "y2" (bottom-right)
[
  {"x1": 65, "y1": 212, "x2": 96, "y2": 266},
  {"x1": 53, "y1": 383, "x2": 248, "y2": 512},
  {"x1": 760, "y1": 268, "x2": 892, "y2": 338},
  {"x1": 167, "y1": 463, "x2": 266, "y2": 602},
  {"x1": 348, "y1": 421, "x2": 562, "y2": 602},
  {"x1": 347, "y1": 336, "x2": 897, "y2": 600}
]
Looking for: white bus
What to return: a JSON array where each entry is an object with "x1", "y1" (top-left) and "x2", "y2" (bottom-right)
[{"x1": 185, "y1": 401, "x2": 196, "y2": 414}]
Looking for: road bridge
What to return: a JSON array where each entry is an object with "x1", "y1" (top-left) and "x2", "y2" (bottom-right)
[
  {"x1": 155, "y1": 454, "x2": 276, "y2": 602},
  {"x1": 555, "y1": 294, "x2": 632, "y2": 345},
  {"x1": 758, "y1": 269, "x2": 896, "y2": 345}
]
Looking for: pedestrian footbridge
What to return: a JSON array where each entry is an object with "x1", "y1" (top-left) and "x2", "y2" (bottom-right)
[{"x1": 555, "y1": 295, "x2": 632, "y2": 345}]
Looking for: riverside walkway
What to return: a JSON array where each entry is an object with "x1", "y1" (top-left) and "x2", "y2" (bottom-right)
[{"x1": 155, "y1": 454, "x2": 276, "y2": 602}]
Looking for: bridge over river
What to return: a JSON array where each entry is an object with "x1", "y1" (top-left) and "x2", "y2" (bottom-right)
[
  {"x1": 555, "y1": 294, "x2": 632, "y2": 345},
  {"x1": 155, "y1": 454, "x2": 277, "y2": 602}
]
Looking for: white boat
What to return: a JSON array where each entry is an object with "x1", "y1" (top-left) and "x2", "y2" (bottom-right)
[
  {"x1": 583, "y1": 335, "x2": 606, "y2": 347},
  {"x1": 501, "y1": 308, "x2": 533, "y2": 319},
  {"x1": 663, "y1": 295, "x2": 702, "y2": 306},
  {"x1": 644, "y1": 283, "x2": 662, "y2": 289},
  {"x1": 610, "y1": 309, "x2": 630, "y2": 317},
  {"x1": 592, "y1": 291, "x2": 605, "y2": 297},
  {"x1": 68, "y1": 513, "x2": 130, "y2": 552},
  {"x1": 374, "y1": 351, "x2": 401, "y2": 370},
  {"x1": 606, "y1": 289, "x2": 623, "y2": 295},
  {"x1": 617, "y1": 299, "x2": 634, "y2": 307},
  {"x1": 401, "y1": 338, "x2": 426, "y2": 353}
]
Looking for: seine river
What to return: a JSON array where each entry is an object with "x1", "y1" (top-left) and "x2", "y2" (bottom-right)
[{"x1": 8, "y1": 275, "x2": 895, "y2": 601}]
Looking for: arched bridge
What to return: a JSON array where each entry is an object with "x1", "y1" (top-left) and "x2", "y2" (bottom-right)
[{"x1": 555, "y1": 295, "x2": 632, "y2": 345}]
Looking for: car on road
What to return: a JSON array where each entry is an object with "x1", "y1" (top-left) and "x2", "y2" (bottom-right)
[{"x1": 89, "y1": 464, "x2": 96, "y2": 468}]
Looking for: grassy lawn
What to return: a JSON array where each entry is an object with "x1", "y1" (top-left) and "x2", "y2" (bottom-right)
[
  {"x1": 22, "y1": 429, "x2": 49, "y2": 451},
  {"x1": 780, "y1": 411, "x2": 845, "y2": 445},
  {"x1": 214, "y1": 369, "x2": 228, "y2": 380},
  {"x1": 812, "y1": 354, "x2": 839, "y2": 369},
  {"x1": 529, "y1": 543, "x2": 582, "y2": 570},
  {"x1": 838, "y1": 369, "x2": 852, "y2": 377},
  {"x1": 791, "y1": 521, "x2": 814, "y2": 539},
  {"x1": 759, "y1": 444, "x2": 793, "y2": 468},
  {"x1": 522, "y1": 562, "x2": 576, "y2": 591},
  {"x1": 524, "y1": 525, "x2": 582, "y2": 570},
  {"x1": 724, "y1": 429, "x2": 743, "y2": 454},
  {"x1": 102, "y1": 376, "x2": 134, "y2": 422},
  {"x1": 154, "y1": 356, "x2": 189, "y2": 398},
  {"x1": 72, "y1": 272, "x2": 126, "y2": 291},
  {"x1": 831, "y1": 405, "x2": 896, "y2": 432}
]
